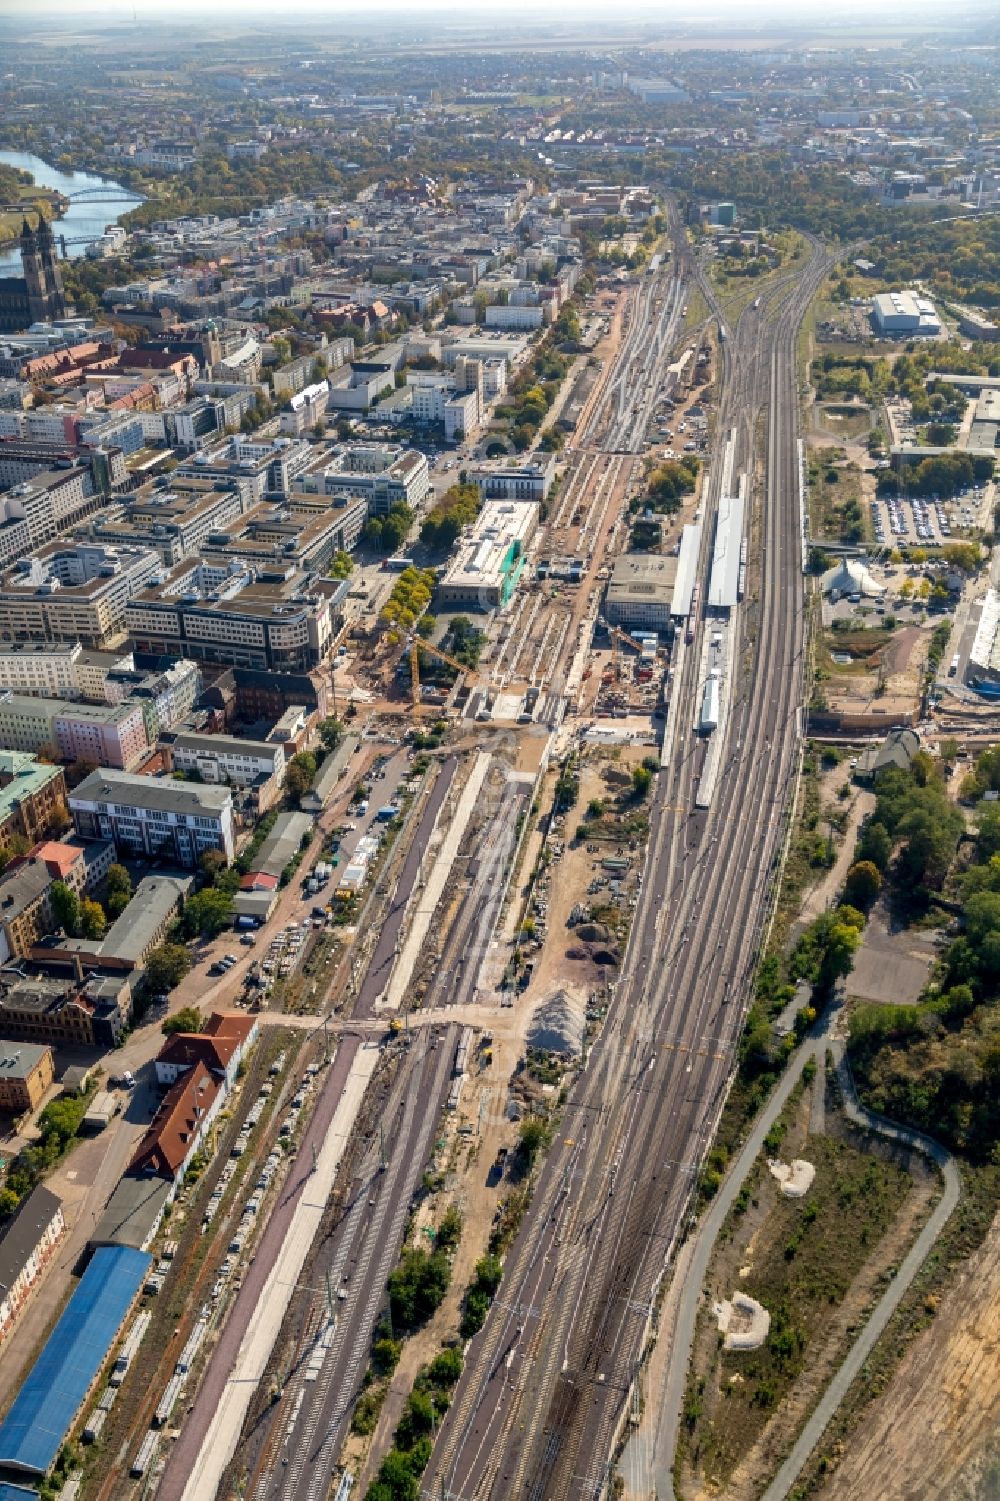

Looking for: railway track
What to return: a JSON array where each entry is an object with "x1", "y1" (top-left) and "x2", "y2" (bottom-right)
[{"x1": 426, "y1": 235, "x2": 832, "y2": 1501}]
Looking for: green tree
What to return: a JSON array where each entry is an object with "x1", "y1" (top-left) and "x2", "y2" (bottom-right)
[
  {"x1": 105, "y1": 861, "x2": 132, "y2": 918},
  {"x1": 631, "y1": 765, "x2": 653, "y2": 800},
  {"x1": 285, "y1": 751, "x2": 317, "y2": 803},
  {"x1": 106, "y1": 863, "x2": 132, "y2": 902},
  {"x1": 144, "y1": 943, "x2": 192, "y2": 993},
  {"x1": 199, "y1": 848, "x2": 229, "y2": 887},
  {"x1": 318, "y1": 718, "x2": 343, "y2": 753},
  {"x1": 844, "y1": 860, "x2": 882, "y2": 909},
  {"x1": 163, "y1": 1005, "x2": 203, "y2": 1036},
  {"x1": 50, "y1": 880, "x2": 80, "y2": 937},
  {"x1": 79, "y1": 898, "x2": 106, "y2": 940},
  {"x1": 517, "y1": 1116, "x2": 550, "y2": 1168},
  {"x1": 180, "y1": 888, "x2": 233, "y2": 939},
  {"x1": 387, "y1": 1248, "x2": 451, "y2": 1333},
  {"x1": 857, "y1": 820, "x2": 892, "y2": 873},
  {"x1": 975, "y1": 802, "x2": 1000, "y2": 860}
]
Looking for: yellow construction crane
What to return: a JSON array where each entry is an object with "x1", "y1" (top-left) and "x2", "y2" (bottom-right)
[
  {"x1": 610, "y1": 625, "x2": 649, "y2": 679},
  {"x1": 408, "y1": 636, "x2": 480, "y2": 708}
]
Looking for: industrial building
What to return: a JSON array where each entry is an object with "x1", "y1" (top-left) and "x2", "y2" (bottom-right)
[
  {"x1": 605, "y1": 554, "x2": 677, "y2": 630},
  {"x1": 438, "y1": 500, "x2": 537, "y2": 611},
  {"x1": 872, "y1": 291, "x2": 941, "y2": 338},
  {"x1": 707, "y1": 494, "x2": 745, "y2": 611},
  {"x1": 0, "y1": 1243, "x2": 150, "y2": 1479}
]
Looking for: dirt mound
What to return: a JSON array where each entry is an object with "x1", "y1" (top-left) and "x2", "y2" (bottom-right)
[
  {"x1": 591, "y1": 945, "x2": 621, "y2": 967},
  {"x1": 576, "y1": 921, "x2": 611, "y2": 944},
  {"x1": 527, "y1": 990, "x2": 585, "y2": 1056}
]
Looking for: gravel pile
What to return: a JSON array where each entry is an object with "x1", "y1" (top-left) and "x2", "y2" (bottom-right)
[{"x1": 527, "y1": 990, "x2": 585, "y2": 1056}]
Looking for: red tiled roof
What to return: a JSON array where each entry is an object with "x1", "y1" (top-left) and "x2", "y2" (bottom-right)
[
  {"x1": 156, "y1": 1032, "x2": 238, "y2": 1077},
  {"x1": 203, "y1": 1011, "x2": 256, "y2": 1046},
  {"x1": 30, "y1": 842, "x2": 84, "y2": 879},
  {"x1": 128, "y1": 1061, "x2": 219, "y2": 1181},
  {"x1": 240, "y1": 871, "x2": 279, "y2": 891}
]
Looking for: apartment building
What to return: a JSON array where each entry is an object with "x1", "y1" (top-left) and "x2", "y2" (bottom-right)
[
  {"x1": 0, "y1": 544, "x2": 161, "y2": 647},
  {"x1": 484, "y1": 304, "x2": 545, "y2": 330},
  {"x1": 104, "y1": 659, "x2": 202, "y2": 740},
  {"x1": 74, "y1": 648, "x2": 135, "y2": 701},
  {"x1": 126, "y1": 564, "x2": 335, "y2": 673},
  {"x1": 0, "y1": 858, "x2": 56, "y2": 960},
  {"x1": 69, "y1": 769, "x2": 236, "y2": 867},
  {"x1": 0, "y1": 693, "x2": 148, "y2": 769},
  {"x1": 163, "y1": 731, "x2": 285, "y2": 801},
  {"x1": 0, "y1": 1185, "x2": 65, "y2": 1342}
]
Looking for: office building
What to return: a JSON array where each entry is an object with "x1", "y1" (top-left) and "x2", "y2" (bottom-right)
[
  {"x1": 0, "y1": 544, "x2": 161, "y2": 648},
  {"x1": 126, "y1": 563, "x2": 336, "y2": 673},
  {"x1": 468, "y1": 457, "x2": 555, "y2": 502},
  {"x1": 162, "y1": 732, "x2": 285, "y2": 809}
]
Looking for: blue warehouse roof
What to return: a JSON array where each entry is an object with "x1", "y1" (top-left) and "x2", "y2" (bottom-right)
[{"x1": 0, "y1": 1244, "x2": 151, "y2": 1476}]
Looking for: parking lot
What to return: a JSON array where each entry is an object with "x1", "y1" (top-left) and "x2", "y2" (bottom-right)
[
  {"x1": 871, "y1": 493, "x2": 952, "y2": 547},
  {"x1": 871, "y1": 484, "x2": 990, "y2": 548}
]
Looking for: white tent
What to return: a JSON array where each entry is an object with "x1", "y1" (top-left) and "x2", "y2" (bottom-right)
[{"x1": 821, "y1": 557, "x2": 885, "y2": 599}]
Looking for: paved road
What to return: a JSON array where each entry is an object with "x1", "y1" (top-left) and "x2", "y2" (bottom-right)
[
  {"x1": 622, "y1": 1007, "x2": 960, "y2": 1500},
  {"x1": 759, "y1": 1042, "x2": 960, "y2": 1501}
]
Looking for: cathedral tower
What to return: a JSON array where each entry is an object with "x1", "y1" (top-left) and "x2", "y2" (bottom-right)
[{"x1": 20, "y1": 215, "x2": 67, "y2": 324}]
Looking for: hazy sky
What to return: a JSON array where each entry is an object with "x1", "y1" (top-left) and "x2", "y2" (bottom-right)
[{"x1": 0, "y1": 0, "x2": 963, "y2": 17}]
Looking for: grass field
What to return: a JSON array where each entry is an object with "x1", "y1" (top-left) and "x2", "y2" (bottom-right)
[
  {"x1": 683, "y1": 1120, "x2": 917, "y2": 1492},
  {"x1": 807, "y1": 447, "x2": 869, "y2": 545}
]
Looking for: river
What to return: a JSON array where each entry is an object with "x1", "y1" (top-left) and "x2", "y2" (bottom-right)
[{"x1": 0, "y1": 150, "x2": 144, "y2": 274}]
